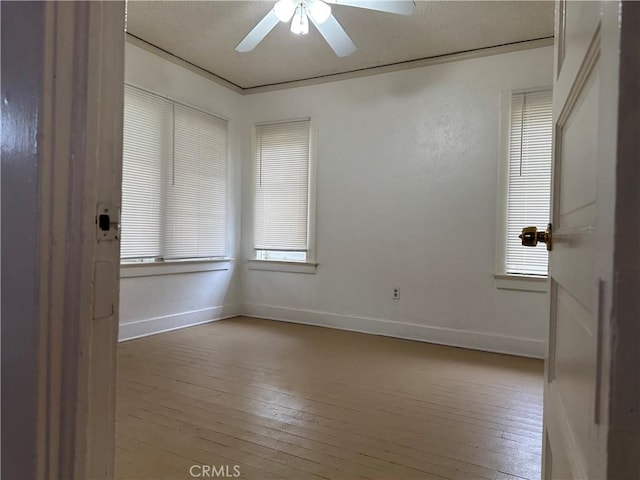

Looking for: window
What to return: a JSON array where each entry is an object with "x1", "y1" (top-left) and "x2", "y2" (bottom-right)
[
  {"x1": 121, "y1": 85, "x2": 228, "y2": 262},
  {"x1": 504, "y1": 88, "x2": 553, "y2": 276},
  {"x1": 253, "y1": 119, "x2": 314, "y2": 263}
]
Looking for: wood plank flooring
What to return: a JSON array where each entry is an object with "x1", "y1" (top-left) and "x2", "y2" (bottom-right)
[{"x1": 116, "y1": 317, "x2": 543, "y2": 480}]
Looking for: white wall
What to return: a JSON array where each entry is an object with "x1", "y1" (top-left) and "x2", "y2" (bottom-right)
[
  {"x1": 241, "y1": 47, "x2": 553, "y2": 358},
  {"x1": 121, "y1": 43, "x2": 552, "y2": 357},
  {"x1": 119, "y1": 42, "x2": 244, "y2": 340}
]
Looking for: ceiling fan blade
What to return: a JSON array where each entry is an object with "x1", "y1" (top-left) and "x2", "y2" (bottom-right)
[
  {"x1": 309, "y1": 14, "x2": 357, "y2": 57},
  {"x1": 235, "y1": 10, "x2": 280, "y2": 52},
  {"x1": 327, "y1": 0, "x2": 415, "y2": 16}
]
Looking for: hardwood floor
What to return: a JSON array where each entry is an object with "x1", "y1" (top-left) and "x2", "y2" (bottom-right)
[{"x1": 116, "y1": 317, "x2": 543, "y2": 480}]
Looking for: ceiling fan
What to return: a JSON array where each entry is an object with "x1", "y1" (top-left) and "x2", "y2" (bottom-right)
[{"x1": 235, "y1": 0, "x2": 416, "y2": 57}]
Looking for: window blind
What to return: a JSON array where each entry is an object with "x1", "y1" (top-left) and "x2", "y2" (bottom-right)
[
  {"x1": 121, "y1": 85, "x2": 228, "y2": 260},
  {"x1": 163, "y1": 104, "x2": 228, "y2": 259},
  {"x1": 254, "y1": 120, "x2": 310, "y2": 252},
  {"x1": 121, "y1": 85, "x2": 172, "y2": 259},
  {"x1": 506, "y1": 89, "x2": 553, "y2": 275}
]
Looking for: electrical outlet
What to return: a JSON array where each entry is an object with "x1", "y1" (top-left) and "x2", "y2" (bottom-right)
[{"x1": 392, "y1": 286, "x2": 400, "y2": 300}]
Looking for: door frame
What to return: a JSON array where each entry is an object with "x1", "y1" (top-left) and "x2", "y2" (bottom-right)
[
  {"x1": 36, "y1": 2, "x2": 124, "y2": 478},
  {"x1": 606, "y1": 2, "x2": 640, "y2": 477}
]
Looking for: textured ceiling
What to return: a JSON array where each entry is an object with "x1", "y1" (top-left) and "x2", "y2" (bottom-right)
[{"x1": 126, "y1": 1, "x2": 554, "y2": 89}]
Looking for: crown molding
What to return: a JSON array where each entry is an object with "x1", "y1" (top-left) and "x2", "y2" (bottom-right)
[
  {"x1": 243, "y1": 37, "x2": 554, "y2": 94},
  {"x1": 126, "y1": 33, "x2": 554, "y2": 96},
  {"x1": 125, "y1": 33, "x2": 244, "y2": 94}
]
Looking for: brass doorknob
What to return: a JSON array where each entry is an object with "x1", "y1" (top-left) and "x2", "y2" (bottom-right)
[{"x1": 519, "y1": 224, "x2": 552, "y2": 251}]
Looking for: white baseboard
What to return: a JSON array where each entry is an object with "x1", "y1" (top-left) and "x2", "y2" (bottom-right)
[
  {"x1": 119, "y1": 304, "x2": 240, "y2": 341},
  {"x1": 241, "y1": 303, "x2": 546, "y2": 359}
]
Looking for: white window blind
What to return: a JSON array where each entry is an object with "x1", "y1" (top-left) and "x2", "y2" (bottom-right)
[
  {"x1": 254, "y1": 120, "x2": 310, "y2": 252},
  {"x1": 121, "y1": 85, "x2": 228, "y2": 260},
  {"x1": 506, "y1": 89, "x2": 553, "y2": 275},
  {"x1": 121, "y1": 86, "x2": 172, "y2": 259},
  {"x1": 163, "y1": 104, "x2": 228, "y2": 259}
]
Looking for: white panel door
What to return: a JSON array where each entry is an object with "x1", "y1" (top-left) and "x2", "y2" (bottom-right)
[{"x1": 540, "y1": 1, "x2": 639, "y2": 479}]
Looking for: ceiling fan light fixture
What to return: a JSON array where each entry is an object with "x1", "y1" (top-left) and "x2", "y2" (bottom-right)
[
  {"x1": 290, "y1": 5, "x2": 309, "y2": 35},
  {"x1": 274, "y1": 0, "x2": 296, "y2": 22},
  {"x1": 235, "y1": 0, "x2": 415, "y2": 56},
  {"x1": 308, "y1": 0, "x2": 331, "y2": 24}
]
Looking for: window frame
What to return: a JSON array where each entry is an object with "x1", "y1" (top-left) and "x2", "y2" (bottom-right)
[
  {"x1": 248, "y1": 117, "x2": 318, "y2": 274},
  {"x1": 120, "y1": 83, "x2": 233, "y2": 272},
  {"x1": 495, "y1": 87, "x2": 552, "y2": 292}
]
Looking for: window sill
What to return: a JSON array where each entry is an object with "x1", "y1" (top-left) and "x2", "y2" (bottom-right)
[
  {"x1": 494, "y1": 274, "x2": 548, "y2": 292},
  {"x1": 247, "y1": 259, "x2": 317, "y2": 274},
  {"x1": 120, "y1": 258, "x2": 233, "y2": 278}
]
